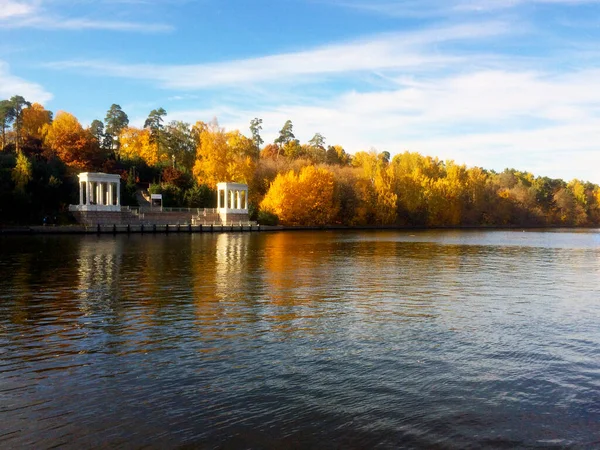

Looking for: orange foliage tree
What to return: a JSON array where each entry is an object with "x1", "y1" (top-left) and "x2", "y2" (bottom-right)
[
  {"x1": 260, "y1": 165, "x2": 337, "y2": 226},
  {"x1": 42, "y1": 111, "x2": 101, "y2": 170},
  {"x1": 22, "y1": 103, "x2": 52, "y2": 141}
]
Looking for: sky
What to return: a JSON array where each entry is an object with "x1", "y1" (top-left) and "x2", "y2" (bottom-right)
[{"x1": 1, "y1": 0, "x2": 600, "y2": 183}]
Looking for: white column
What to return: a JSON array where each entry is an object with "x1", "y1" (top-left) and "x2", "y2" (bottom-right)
[
  {"x1": 236, "y1": 190, "x2": 240, "y2": 210},
  {"x1": 79, "y1": 181, "x2": 84, "y2": 205},
  {"x1": 108, "y1": 183, "x2": 113, "y2": 206},
  {"x1": 116, "y1": 182, "x2": 121, "y2": 206},
  {"x1": 225, "y1": 187, "x2": 229, "y2": 209},
  {"x1": 244, "y1": 189, "x2": 248, "y2": 209},
  {"x1": 86, "y1": 181, "x2": 91, "y2": 205}
]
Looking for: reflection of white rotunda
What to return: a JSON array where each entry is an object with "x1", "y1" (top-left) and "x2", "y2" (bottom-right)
[
  {"x1": 77, "y1": 238, "x2": 122, "y2": 314},
  {"x1": 215, "y1": 233, "x2": 246, "y2": 298}
]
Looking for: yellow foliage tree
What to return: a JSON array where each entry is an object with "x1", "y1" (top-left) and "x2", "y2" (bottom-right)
[
  {"x1": 374, "y1": 165, "x2": 398, "y2": 224},
  {"x1": 428, "y1": 161, "x2": 467, "y2": 226},
  {"x1": 12, "y1": 150, "x2": 32, "y2": 192},
  {"x1": 192, "y1": 123, "x2": 256, "y2": 188},
  {"x1": 351, "y1": 150, "x2": 397, "y2": 224},
  {"x1": 260, "y1": 165, "x2": 337, "y2": 226},
  {"x1": 390, "y1": 152, "x2": 443, "y2": 224},
  {"x1": 119, "y1": 126, "x2": 167, "y2": 167}
]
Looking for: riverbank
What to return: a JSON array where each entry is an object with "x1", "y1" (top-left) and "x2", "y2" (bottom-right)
[
  {"x1": 1, "y1": 223, "x2": 597, "y2": 235},
  {"x1": 0, "y1": 223, "x2": 264, "y2": 235}
]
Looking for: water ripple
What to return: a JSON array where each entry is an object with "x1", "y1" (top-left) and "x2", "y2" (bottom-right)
[{"x1": 1, "y1": 230, "x2": 599, "y2": 447}]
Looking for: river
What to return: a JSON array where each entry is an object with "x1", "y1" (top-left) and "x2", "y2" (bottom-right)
[{"x1": 1, "y1": 230, "x2": 599, "y2": 448}]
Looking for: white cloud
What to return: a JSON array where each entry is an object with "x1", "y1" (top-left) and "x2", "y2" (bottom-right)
[
  {"x1": 0, "y1": 61, "x2": 53, "y2": 104},
  {"x1": 0, "y1": 0, "x2": 34, "y2": 19},
  {"x1": 0, "y1": 0, "x2": 172, "y2": 32}
]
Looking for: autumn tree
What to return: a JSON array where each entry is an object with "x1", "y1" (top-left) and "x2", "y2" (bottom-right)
[
  {"x1": 329, "y1": 165, "x2": 361, "y2": 225},
  {"x1": 12, "y1": 150, "x2": 32, "y2": 192},
  {"x1": 22, "y1": 103, "x2": 53, "y2": 141},
  {"x1": 389, "y1": 152, "x2": 442, "y2": 225},
  {"x1": 260, "y1": 165, "x2": 337, "y2": 226},
  {"x1": 260, "y1": 143, "x2": 279, "y2": 160},
  {"x1": 42, "y1": 111, "x2": 101, "y2": 170},
  {"x1": 282, "y1": 139, "x2": 303, "y2": 159},
  {"x1": 119, "y1": 127, "x2": 161, "y2": 166},
  {"x1": 192, "y1": 120, "x2": 257, "y2": 188},
  {"x1": 424, "y1": 161, "x2": 467, "y2": 226},
  {"x1": 462, "y1": 166, "x2": 491, "y2": 224}
]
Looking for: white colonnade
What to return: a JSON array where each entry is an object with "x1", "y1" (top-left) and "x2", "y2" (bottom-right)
[
  {"x1": 73, "y1": 172, "x2": 121, "y2": 211},
  {"x1": 217, "y1": 182, "x2": 248, "y2": 211},
  {"x1": 216, "y1": 182, "x2": 249, "y2": 224}
]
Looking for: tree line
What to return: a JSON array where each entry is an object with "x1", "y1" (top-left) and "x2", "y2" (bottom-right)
[{"x1": 1, "y1": 95, "x2": 599, "y2": 227}]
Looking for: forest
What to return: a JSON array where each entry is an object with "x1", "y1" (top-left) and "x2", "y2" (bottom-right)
[{"x1": 1, "y1": 94, "x2": 599, "y2": 227}]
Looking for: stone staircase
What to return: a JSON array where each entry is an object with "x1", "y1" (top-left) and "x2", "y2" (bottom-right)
[{"x1": 71, "y1": 208, "x2": 143, "y2": 225}]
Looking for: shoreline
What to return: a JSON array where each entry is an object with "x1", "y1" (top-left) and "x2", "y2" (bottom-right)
[{"x1": 1, "y1": 223, "x2": 598, "y2": 236}]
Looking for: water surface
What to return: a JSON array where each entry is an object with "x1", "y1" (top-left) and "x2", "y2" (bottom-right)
[{"x1": 1, "y1": 230, "x2": 599, "y2": 448}]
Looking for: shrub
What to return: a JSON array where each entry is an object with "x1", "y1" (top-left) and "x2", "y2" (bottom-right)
[{"x1": 257, "y1": 210, "x2": 279, "y2": 226}]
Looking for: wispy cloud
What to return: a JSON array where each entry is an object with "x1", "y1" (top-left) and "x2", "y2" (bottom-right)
[
  {"x1": 0, "y1": 0, "x2": 173, "y2": 32},
  {"x1": 45, "y1": 21, "x2": 511, "y2": 88},
  {"x1": 0, "y1": 60, "x2": 53, "y2": 103},
  {"x1": 327, "y1": 0, "x2": 600, "y2": 17}
]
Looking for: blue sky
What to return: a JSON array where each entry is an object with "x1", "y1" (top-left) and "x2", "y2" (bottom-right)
[{"x1": 1, "y1": 0, "x2": 600, "y2": 183}]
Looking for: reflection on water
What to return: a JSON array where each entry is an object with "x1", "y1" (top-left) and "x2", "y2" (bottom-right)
[{"x1": 1, "y1": 230, "x2": 600, "y2": 448}]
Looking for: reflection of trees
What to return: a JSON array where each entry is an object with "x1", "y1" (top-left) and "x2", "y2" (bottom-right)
[
  {"x1": 1, "y1": 237, "x2": 85, "y2": 360},
  {"x1": 0, "y1": 237, "x2": 81, "y2": 325},
  {"x1": 191, "y1": 233, "x2": 266, "y2": 339}
]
